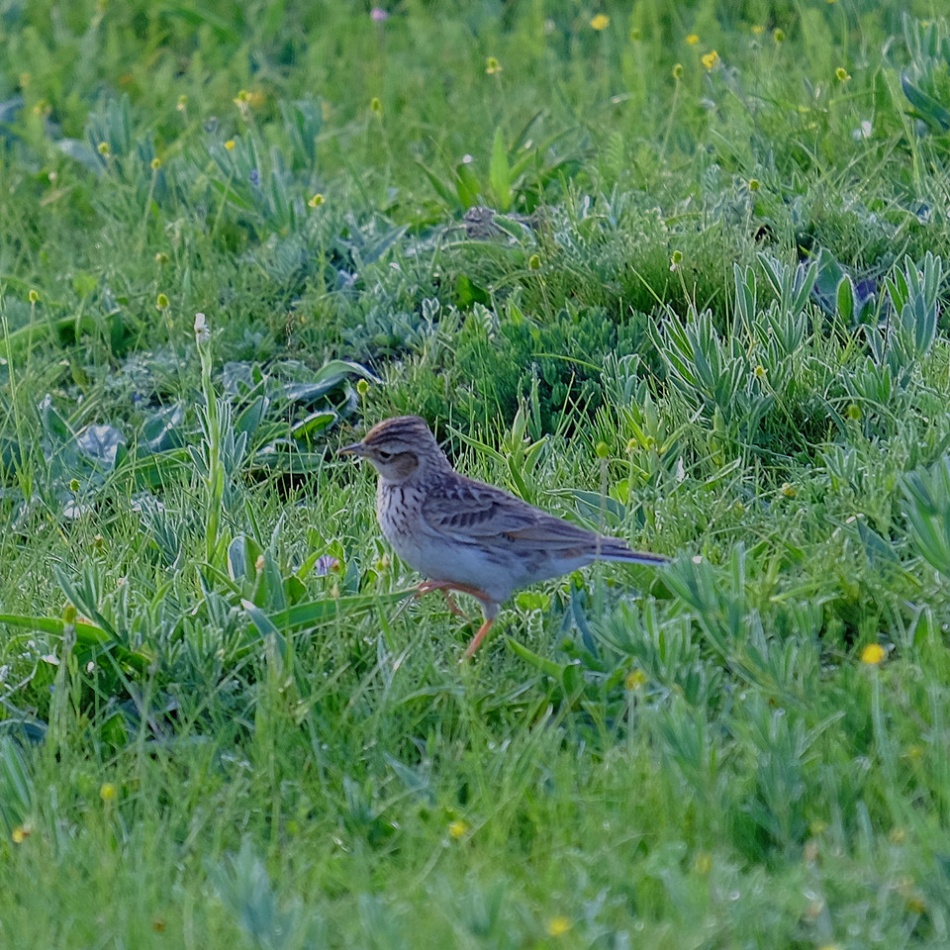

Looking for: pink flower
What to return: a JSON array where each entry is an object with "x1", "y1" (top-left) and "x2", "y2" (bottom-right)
[{"x1": 370, "y1": 7, "x2": 389, "y2": 22}]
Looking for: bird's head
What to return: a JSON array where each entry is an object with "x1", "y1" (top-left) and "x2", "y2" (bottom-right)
[{"x1": 339, "y1": 415, "x2": 448, "y2": 484}]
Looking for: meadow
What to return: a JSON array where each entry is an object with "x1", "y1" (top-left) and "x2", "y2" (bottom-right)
[{"x1": 1, "y1": 0, "x2": 950, "y2": 946}]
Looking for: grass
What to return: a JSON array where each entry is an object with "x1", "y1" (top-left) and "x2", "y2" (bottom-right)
[{"x1": 2, "y1": 0, "x2": 950, "y2": 946}]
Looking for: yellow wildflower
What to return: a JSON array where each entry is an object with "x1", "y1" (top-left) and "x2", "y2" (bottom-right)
[
  {"x1": 233, "y1": 89, "x2": 263, "y2": 118},
  {"x1": 860, "y1": 644, "x2": 886, "y2": 665},
  {"x1": 625, "y1": 669, "x2": 647, "y2": 690},
  {"x1": 590, "y1": 14, "x2": 609, "y2": 31},
  {"x1": 12, "y1": 824, "x2": 31, "y2": 844}
]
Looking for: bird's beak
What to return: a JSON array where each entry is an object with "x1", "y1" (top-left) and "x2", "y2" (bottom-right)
[{"x1": 338, "y1": 441, "x2": 366, "y2": 457}]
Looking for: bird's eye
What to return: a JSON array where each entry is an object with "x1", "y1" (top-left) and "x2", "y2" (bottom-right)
[{"x1": 377, "y1": 449, "x2": 393, "y2": 461}]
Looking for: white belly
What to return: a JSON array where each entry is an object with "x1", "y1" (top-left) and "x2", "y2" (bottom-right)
[{"x1": 378, "y1": 485, "x2": 514, "y2": 603}]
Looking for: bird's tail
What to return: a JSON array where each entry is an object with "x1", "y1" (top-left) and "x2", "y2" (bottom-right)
[{"x1": 596, "y1": 539, "x2": 669, "y2": 566}]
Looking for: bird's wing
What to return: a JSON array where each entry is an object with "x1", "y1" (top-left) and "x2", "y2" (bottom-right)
[{"x1": 421, "y1": 477, "x2": 598, "y2": 547}]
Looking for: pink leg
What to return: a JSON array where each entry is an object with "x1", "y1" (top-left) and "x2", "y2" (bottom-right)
[
  {"x1": 461, "y1": 618, "x2": 495, "y2": 661},
  {"x1": 414, "y1": 580, "x2": 498, "y2": 660},
  {"x1": 415, "y1": 579, "x2": 492, "y2": 602},
  {"x1": 441, "y1": 590, "x2": 466, "y2": 618},
  {"x1": 415, "y1": 579, "x2": 494, "y2": 618}
]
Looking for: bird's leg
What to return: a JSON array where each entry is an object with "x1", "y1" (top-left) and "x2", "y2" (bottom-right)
[
  {"x1": 414, "y1": 580, "x2": 498, "y2": 659},
  {"x1": 461, "y1": 618, "x2": 495, "y2": 661},
  {"x1": 416, "y1": 579, "x2": 490, "y2": 599},
  {"x1": 415, "y1": 580, "x2": 491, "y2": 618},
  {"x1": 415, "y1": 579, "x2": 450, "y2": 597},
  {"x1": 441, "y1": 590, "x2": 466, "y2": 618},
  {"x1": 415, "y1": 579, "x2": 466, "y2": 616}
]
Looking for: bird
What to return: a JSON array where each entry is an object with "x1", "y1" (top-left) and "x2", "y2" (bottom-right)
[{"x1": 339, "y1": 416, "x2": 668, "y2": 659}]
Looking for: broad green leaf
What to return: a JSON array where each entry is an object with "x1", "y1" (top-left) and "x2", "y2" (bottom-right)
[
  {"x1": 836, "y1": 275, "x2": 855, "y2": 324},
  {"x1": 266, "y1": 591, "x2": 414, "y2": 633},
  {"x1": 506, "y1": 638, "x2": 566, "y2": 677},
  {"x1": 291, "y1": 410, "x2": 336, "y2": 439},
  {"x1": 456, "y1": 274, "x2": 491, "y2": 307},
  {"x1": 416, "y1": 160, "x2": 460, "y2": 208},
  {"x1": 454, "y1": 159, "x2": 481, "y2": 208},
  {"x1": 901, "y1": 72, "x2": 950, "y2": 130},
  {"x1": 76, "y1": 424, "x2": 126, "y2": 469},
  {"x1": 0, "y1": 614, "x2": 151, "y2": 671}
]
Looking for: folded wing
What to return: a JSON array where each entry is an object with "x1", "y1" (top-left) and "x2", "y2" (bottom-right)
[{"x1": 421, "y1": 476, "x2": 642, "y2": 556}]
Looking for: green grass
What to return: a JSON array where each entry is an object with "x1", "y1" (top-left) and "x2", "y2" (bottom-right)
[{"x1": 2, "y1": 1, "x2": 950, "y2": 946}]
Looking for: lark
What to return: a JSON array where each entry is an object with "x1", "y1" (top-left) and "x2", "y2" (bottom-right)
[{"x1": 339, "y1": 416, "x2": 668, "y2": 659}]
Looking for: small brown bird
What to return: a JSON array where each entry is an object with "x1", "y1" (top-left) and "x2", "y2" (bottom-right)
[{"x1": 339, "y1": 416, "x2": 668, "y2": 659}]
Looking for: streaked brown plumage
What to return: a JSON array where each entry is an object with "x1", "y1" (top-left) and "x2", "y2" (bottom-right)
[{"x1": 339, "y1": 416, "x2": 667, "y2": 659}]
